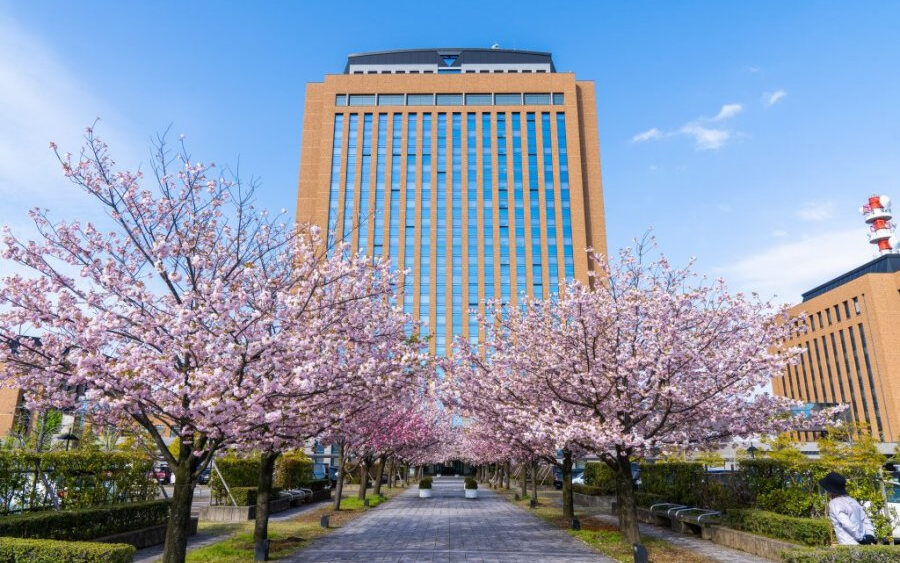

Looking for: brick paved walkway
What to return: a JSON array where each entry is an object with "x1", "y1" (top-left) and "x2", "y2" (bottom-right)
[{"x1": 287, "y1": 477, "x2": 611, "y2": 562}]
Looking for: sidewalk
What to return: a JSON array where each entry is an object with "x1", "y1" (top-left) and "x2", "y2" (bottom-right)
[
  {"x1": 132, "y1": 498, "x2": 331, "y2": 563},
  {"x1": 287, "y1": 477, "x2": 612, "y2": 562}
]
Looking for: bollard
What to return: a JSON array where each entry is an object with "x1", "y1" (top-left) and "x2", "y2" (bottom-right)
[
  {"x1": 529, "y1": 498, "x2": 537, "y2": 509},
  {"x1": 514, "y1": 493, "x2": 520, "y2": 501},
  {"x1": 571, "y1": 517, "x2": 581, "y2": 530},
  {"x1": 363, "y1": 498, "x2": 370, "y2": 507},
  {"x1": 320, "y1": 514, "x2": 330, "y2": 528},
  {"x1": 633, "y1": 543, "x2": 648, "y2": 563},
  {"x1": 254, "y1": 539, "x2": 269, "y2": 561}
]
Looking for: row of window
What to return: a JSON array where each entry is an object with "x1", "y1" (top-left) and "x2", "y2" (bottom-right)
[
  {"x1": 780, "y1": 321, "x2": 884, "y2": 441},
  {"x1": 336, "y1": 93, "x2": 565, "y2": 107},
  {"x1": 786, "y1": 296, "x2": 863, "y2": 340},
  {"x1": 350, "y1": 68, "x2": 551, "y2": 75},
  {"x1": 326, "y1": 110, "x2": 576, "y2": 351}
]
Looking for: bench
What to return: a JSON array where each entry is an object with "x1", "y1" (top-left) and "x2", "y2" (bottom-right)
[{"x1": 648, "y1": 503, "x2": 720, "y2": 535}]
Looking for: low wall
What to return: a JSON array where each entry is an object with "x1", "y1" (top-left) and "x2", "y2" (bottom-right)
[
  {"x1": 702, "y1": 525, "x2": 801, "y2": 561},
  {"x1": 573, "y1": 493, "x2": 614, "y2": 511},
  {"x1": 200, "y1": 497, "x2": 292, "y2": 522},
  {"x1": 94, "y1": 517, "x2": 198, "y2": 549}
]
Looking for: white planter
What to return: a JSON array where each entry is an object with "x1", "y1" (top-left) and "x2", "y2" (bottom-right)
[
  {"x1": 419, "y1": 488, "x2": 433, "y2": 498},
  {"x1": 465, "y1": 488, "x2": 478, "y2": 499}
]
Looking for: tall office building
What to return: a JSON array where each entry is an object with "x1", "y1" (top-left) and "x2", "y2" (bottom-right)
[
  {"x1": 296, "y1": 48, "x2": 606, "y2": 355},
  {"x1": 772, "y1": 253, "x2": 900, "y2": 445}
]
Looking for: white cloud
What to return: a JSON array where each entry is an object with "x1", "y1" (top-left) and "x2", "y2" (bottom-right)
[
  {"x1": 772, "y1": 230, "x2": 788, "y2": 238},
  {"x1": 763, "y1": 89, "x2": 787, "y2": 107},
  {"x1": 717, "y1": 228, "x2": 872, "y2": 303},
  {"x1": 632, "y1": 128, "x2": 663, "y2": 143},
  {"x1": 679, "y1": 124, "x2": 731, "y2": 150},
  {"x1": 711, "y1": 103, "x2": 743, "y2": 122},
  {"x1": 796, "y1": 201, "x2": 835, "y2": 222},
  {"x1": 631, "y1": 103, "x2": 742, "y2": 151}
]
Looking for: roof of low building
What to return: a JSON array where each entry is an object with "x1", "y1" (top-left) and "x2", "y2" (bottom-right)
[{"x1": 802, "y1": 253, "x2": 900, "y2": 301}]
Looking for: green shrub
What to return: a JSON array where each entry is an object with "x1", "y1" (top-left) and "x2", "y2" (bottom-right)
[
  {"x1": 464, "y1": 477, "x2": 477, "y2": 490},
  {"x1": 0, "y1": 537, "x2": 135, "y2": 563},
  {"x1": 274, "y1": 452, "x2": 313, "y2": 490},
  {"x1": 210, "y1": 454, "x2": 259, "y2": 504},
  {"x1": 572, "y1": 483, "x2": 607, "y2": 496},
  {"x1": 0, "y1": 499, "x2": 170, "y2": 541},
  {"x1": 639, "y1": 462, "x2": 705, "y2": 506},
  {"x1": 583, "y1": 462, "x2": 616, "y2": 494},
  {"x1": 722, "y1": 509, "x2": 832, "y2": 547},
  {"x1": 635, "y1": 492, "x2": 665, "y2": 507},
  {"x1": 303, "y1": 478, "x2": 331, "y2": 492},
  {"x1": 418, "y1": 477, "x2": 432, "y2": 489},
  {"x1": 0, "y1": 450, "x2": 155, "y2": 513},
  {"x1": 780, "y1": 545, "x2": 900, "y2": 563}
]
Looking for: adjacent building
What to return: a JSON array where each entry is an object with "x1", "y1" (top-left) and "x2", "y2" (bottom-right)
[
  {"x1": 772, "y1": 253, "x2": 900, "y2": 445},
  {"x1": 296, "y1": 48, "x2": 607, "y2": 356}
]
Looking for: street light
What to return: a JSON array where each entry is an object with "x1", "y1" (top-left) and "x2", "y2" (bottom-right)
[{"x1": 747, "y1": 445, "x2": 758, "y2": 459}]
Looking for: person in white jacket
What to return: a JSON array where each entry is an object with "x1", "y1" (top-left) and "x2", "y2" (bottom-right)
[{"x1": 818, "y1": 471, "x2": 877, "y2": 545}]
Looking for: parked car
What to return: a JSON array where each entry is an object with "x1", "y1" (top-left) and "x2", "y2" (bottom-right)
[
  {"x1": 197, "y1": 467, "x2": 211, "y2": 485},
  {"x1": 553, "y1": 468, "x2": 584, "y2": 489},
  {"x1": 571, "y1": 471, "x2": 585, "y2": 485},
  {"x1": 152, "y1": 463, "x2": 172, "y2": 484}
]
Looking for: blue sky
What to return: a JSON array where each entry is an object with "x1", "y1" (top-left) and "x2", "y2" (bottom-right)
[{"x1": 2, "y1": 1, "x2": 898, "y2": 303}]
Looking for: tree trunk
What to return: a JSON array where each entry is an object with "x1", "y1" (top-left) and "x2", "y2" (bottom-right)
[
  {"x1": 333, "y1": 442, "x2": 345, "y2": 510},
  {"x1": 161, "y1": 450, "x2": 196, "y2": 563},
  {"x1": 561, "y1": 450, "x2": 574, "y2": 519},
  {"x1": 530, "y1": 460, "x2": 538, "y2": 502},
  {"x1": 387, "y1": 459, "x2": 395, "y2": 488},
  {"x1": 613, "y1": 450, "x2": 640, "y2": 545},
  {"x1": 254, "y1": 451, "x2": 280, "y2": 560},
  {"x1": 504, "y1": 462, "x2": 511, "y2": 489},
  {"x1": 519, "y1": 463, "x2": 527, "y2": 497},
  {"x1": 357, "y1": 457, "x2": 368, "y2": 500},
  {"x1": 372, "y1": 455, "x2": 387, "y2": 497}
]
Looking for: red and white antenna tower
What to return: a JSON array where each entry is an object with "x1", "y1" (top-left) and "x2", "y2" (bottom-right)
[{"x1": 860, "y1": 194, "x2": 899, "y2": 254}]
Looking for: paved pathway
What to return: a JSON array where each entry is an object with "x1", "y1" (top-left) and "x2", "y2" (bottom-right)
[
  {"x1": 588, "y1": 514, "x2": 772, "y2": 563},
  {"x1": 287, "y1": 477, "x2": 612, "y2": 562},
  {"x1": 133, "y1": 498, "x2": 331, "y2": 562}
]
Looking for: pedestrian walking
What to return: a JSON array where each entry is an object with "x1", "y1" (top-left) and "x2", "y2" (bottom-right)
[{"x1": 818, "y1": 471, "x2": 877, "y2": 545}]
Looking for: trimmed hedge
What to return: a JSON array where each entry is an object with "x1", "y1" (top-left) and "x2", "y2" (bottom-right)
[
  {"x1": 582, "y1": 462, "x2": 616, "y2": 494},
  {"x1": 0, "y1": 537, "x2": 135, "y2": 563},
  {"x1": 573, "y1": 484, "x2": 606, "y2": 497},
  {"x1": 722, "y1": 509, "x2": 832, "y2": 547},
  {"x1": 418, "y1": 477, "x2": 432, "y2": 489},
  {"x1": 304, "y1": 478, "x2": 331, "y2": 492},
  {"x1": 640, "y1": 462, "x2": 705, "y2": 507},
  {"x1": 464, "y1": 477, "x2": 477, "y2": 490},
  {"x1": 274, "y1": 452, "x2": 313, "y2": 490},
  {"x1": 780, "y1": 546, "x2": 900, "y2": 563},
  {"x1": 211, "y1": 452, "x2": 314, "y2": 505},
  {"x1": 0, "y1": 450, "x2": 155, "y2": 513},
  {"x1": 0, "y1": 499, "x2": 170, "y2": 541}
]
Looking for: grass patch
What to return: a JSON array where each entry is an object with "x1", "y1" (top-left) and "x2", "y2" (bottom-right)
[
  {"x1": 498, "y1": 489, "x2": 715, "y2": 563},
  {"x1": 186, "y1": 485, "x2": 404, "y2": 562}
]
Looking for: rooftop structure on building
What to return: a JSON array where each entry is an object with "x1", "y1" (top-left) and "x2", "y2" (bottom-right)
[{"x1": 344, "y1": 47, "x2": 556, "y2": 75}]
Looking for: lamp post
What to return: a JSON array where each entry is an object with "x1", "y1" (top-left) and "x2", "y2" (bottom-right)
[
  {"x1": 57, "y1": 432, "x2": 80, "y2": 451},
  {"x1": 747, "y1": 445, "x2": 758, "y2": 459}
]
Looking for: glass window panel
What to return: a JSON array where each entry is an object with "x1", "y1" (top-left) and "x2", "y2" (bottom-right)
[
  {"x1": 335, "y1": 94, "x2": 347, "y2": 106},
  {"x1": 377, "y1": 94, "x2": 404, "y2": 106},
  {"x1": 465, "y1": 93, "x2": 493, "y2": 105},
  {"x1": 438, "y1": 68, "x2": 461, "y2": 74},
  {"x1": 524, "y1": 93, "x2": 551, "y2": 105},
  {"x1": 348, "y1": 94, "x2": 375, "y2": 106},
  {"x1": 495, "y1": 93, "x2": 522, "y2": 105},
  {"x1": 553, "y1": 93, "x2": 565, "y2": 105},
  {"x1": 436, "y1": 94, "x2": 463, "y2": 105},
  {"x1": 407, "y1": 93, "x2": 434, "y2": 106}
]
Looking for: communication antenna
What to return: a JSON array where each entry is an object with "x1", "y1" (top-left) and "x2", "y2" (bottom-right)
[{"x1": 860, "y1": 194, "x2": 899, "y2": 254}]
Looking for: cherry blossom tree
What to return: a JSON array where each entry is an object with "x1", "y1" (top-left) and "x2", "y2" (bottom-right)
[
  {"x1": 0, "y1": 130, "x2": 419, "y2": 562},
  {"x1": 447, "y1": 238, "x2": 838, "y2": 544}
]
